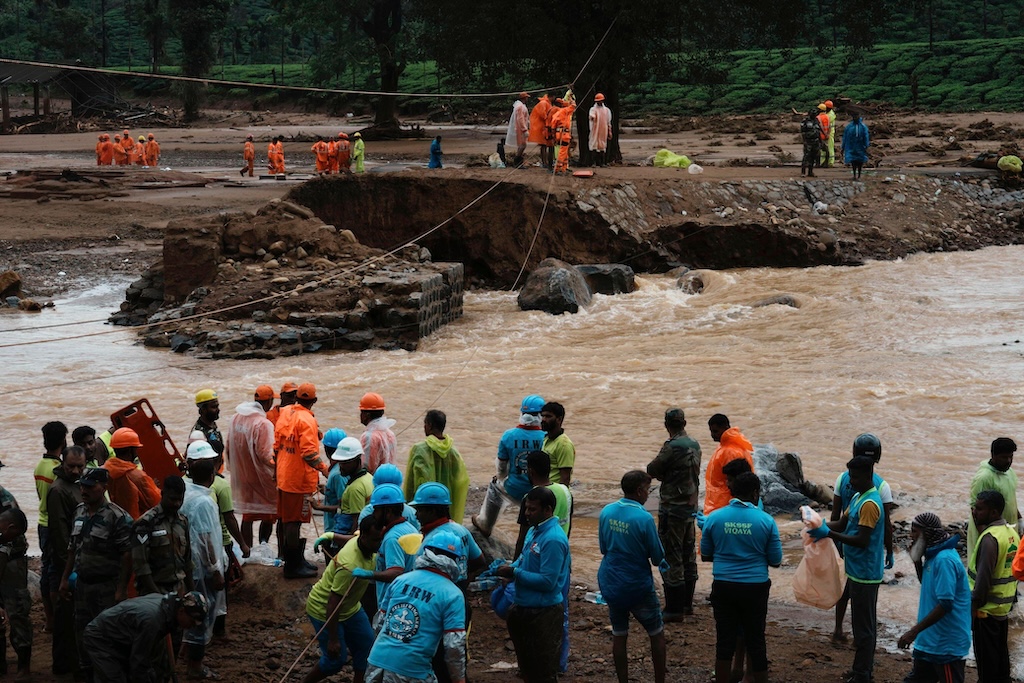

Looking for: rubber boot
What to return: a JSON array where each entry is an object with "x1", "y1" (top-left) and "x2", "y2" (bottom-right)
[
  {"x1": 681, "y1": 579, "x2": 696, "y2": 616},
  {"x1": 299, "y1": 538, "x2": 318, "y2": 572},
  {"x1": 662, "y1": 585, "x2": 685, "y2": 623},
  {"x1": 14, "y1": 645, "x2": 30, "y2": 682},
  {"x1": 282, "y1": 543, "x2": 316, "y2": 579}
]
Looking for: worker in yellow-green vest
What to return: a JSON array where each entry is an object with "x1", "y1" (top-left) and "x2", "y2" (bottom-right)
[
  {"x1": 824, "y1": 100, "x2": 836, "y2": 167},
  {"x1": 971, "y1": 489, "x2": 1019, "y2": 683}
]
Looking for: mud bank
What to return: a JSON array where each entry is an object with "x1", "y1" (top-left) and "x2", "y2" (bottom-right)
[{"x1": 289, "y1": 170, "x2": 1024, "y2": 287}]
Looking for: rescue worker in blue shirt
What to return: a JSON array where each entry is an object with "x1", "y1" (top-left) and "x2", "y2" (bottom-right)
[
  {"x1": 351, "y1": 484, "x2": 422, "y2": 606},
  {"x1": 701, "y1": 472, "x2": 782, "y2": 683},
  {"x1": 411, "y1": 482, "x2": 485, "y2": 683},
  {"x1": 896, "y1": 512, "x2": 972, "y2": 683},
  {"x1": 365, "y1": 530, "x2": 467, "y2": 683},
  {"x1": 598, "y1": 470, "x2": 667, "y2": 683},
  {"x1": 311, "y1": 428, "x2": 348, "y2": 534},
  {"x1": 809, "y1": 456, "x2": 885, "y2": 683},
  {"x1": 497, "y1": 486, "x2": 570, "y2": 683},
  {"x1": 472, "y1": 394, "x2": 546, "y2": 537},
  {"x1": 356, "y1": 465, "x2": 421, "y2": 532}
]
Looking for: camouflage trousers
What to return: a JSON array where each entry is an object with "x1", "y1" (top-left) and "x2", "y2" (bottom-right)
[
  {"x1": 0, "y1": 556, "x2": 32, "y2": 651},
  {"x1": 75, "y1": 580, "x2": 117, "y2": 679},
  {"x1": 659, "y1": 506, "x2": 697, "y2": 587}
]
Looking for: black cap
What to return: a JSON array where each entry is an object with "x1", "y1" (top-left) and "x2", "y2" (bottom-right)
[{"x1": 80, "y1": 468, "x2": 109, "y2": 486}]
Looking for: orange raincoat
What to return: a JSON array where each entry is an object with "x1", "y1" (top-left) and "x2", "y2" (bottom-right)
[
  {"x1": 103, "y1": 457, "x2": 162, "y2": 519},
  {"x1": 144, "y1": 137, "x2": 160, "y2": 166},
  {"x1": 112, "y1": 136, "x2": 128, "y2": 165},
  {"x1": 528, "y1": 96, "x2": 552, "y2": 145},
  {"x1": 311, "y1": 140, "x2": 331, "y2": 173},
  {"x1": 703, "y1": 427, "x2": 754, "y2": 515}
]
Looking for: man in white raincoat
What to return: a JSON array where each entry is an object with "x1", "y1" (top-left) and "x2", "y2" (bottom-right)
[
  {"x1": 588, "y1": 93, "x2": 613, "y2": 167},
  {"x1": 505, "y1": 92, "x2": 531, "y2": 167},
  {"x1": 225, "y1": 385, "x2": 277, "y2": 547},
  {"x1": 359, "y1": 392, "x2": 397, "y2": 474}
]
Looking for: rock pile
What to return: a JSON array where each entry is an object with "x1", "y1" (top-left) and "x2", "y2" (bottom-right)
[{"x1": 111, "y1": 199, "x2": 464, "y2": 359}]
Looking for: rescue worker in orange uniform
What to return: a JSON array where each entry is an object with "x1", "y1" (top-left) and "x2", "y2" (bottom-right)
[
  {"x1": 267, "y1": 138, "x2": 279, "y2": 174},
  {"x1": 529, "y1": 94, "x2": 553, "y2": 170},
  {"x1": 545, "y1": 99, "x2": 561, "y2": 171},
  {"x1": 816, "y1": 104, "x2": 831, "y2": 168},
  {"x1": 95, "y1": 135, "x2": 105, "y2": 165},
  {"x1": 241, "y1": 134, "x2": 255, "y2": 177},
  {"x1": 136, "y1": 137, "x2": 147, "y2": 166},
  {"x1": 327, "y1": 136, "x2": 340, "y2": 174},
  {"x1": 703, "y1": 414, "x2": 754, "y2": 515},
  {"x1": 99, "y1": 134, "x2": 115, "y2": 166},
  {"x1": 121, "y1": 130, "x2": 137, "y2": 163},
  {"x1": 311, "y1": 136, "x2": 331, "y2": 174},
  {"x1": 112, "y1": 135, "x2": 128, "y2": 165},
  {"x1": 552, "y1": 101, "x2": 576, "y2": 174},
  {"x1": 336, "y1": 133, "x2": 351, "y2": 173},
  {"x1": 144, "y1": 133, "x2": 160, "y2": 167},
  {"x1": 268, "y1": 137, "x2": 285, "y2": 174}
]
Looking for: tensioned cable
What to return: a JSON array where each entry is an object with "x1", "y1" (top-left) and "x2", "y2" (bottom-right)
[{"x1": 0, "y1": 57, "x2": 569, "y2": 100}]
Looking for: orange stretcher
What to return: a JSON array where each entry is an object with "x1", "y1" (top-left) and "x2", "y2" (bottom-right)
[{"x1": 110, "y1": 399, "x2": 185, "y2": 488}]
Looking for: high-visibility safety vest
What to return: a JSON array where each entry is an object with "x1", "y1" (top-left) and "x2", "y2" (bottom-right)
[{"x1": 969, "y1": 522, "x2": 1019, "y2": 617}]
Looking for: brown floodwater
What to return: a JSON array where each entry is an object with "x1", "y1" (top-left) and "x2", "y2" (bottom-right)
[{"x1": 3, "y1": 245, "x2": 1023, "y2": 665}]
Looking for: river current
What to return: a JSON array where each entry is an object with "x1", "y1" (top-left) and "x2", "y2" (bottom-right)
[{"x1": 3, "y1": 245, "x2": 1024, "y2": 667}]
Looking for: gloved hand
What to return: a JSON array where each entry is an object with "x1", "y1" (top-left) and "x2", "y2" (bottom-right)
[
  {"x1": 313, "y1": 533, "x2": 335, "y2": 553},
  {"x1": 351, "y1": 568, "x2": 375, "y2": 580},
  {"x1": 692, "y1": 511, "x2": 707, "y2": 530},
  {"x1": 807, "y1": 524, "x2": 830, "y2": 542},
  {"x1": 885, "y1": 550, "x2": 895, "y2": 570},
  {"x1": 658, "y1": 559, "x2": 670, "y2": 575}
]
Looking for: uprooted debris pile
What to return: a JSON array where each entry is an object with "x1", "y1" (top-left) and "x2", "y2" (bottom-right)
[
  {"x1": 0, "y1": 168, "x2": 210, "y2": 201},
  {"x1": 110, "y1": 198, "x2": 464, "y2": 359}
]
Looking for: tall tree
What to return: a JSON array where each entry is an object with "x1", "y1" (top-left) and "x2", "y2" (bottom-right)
[
  {"x1": 141, "y1": 0, "x2": 169, "y2": 72},
  {"x1": 169, "y1": 0, "x2": 229, "y2": 119}
]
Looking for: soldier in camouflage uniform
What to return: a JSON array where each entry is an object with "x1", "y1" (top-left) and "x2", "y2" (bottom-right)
[
  {"x1": 0, "y1": 488, "x2": 31, "y2": 680},
  {"x1": 46, "y1": 446, "x2": 86, "y2": 676},
  {"x1": 59, "y1": 467, "x2": 133, "y2": 682},
  {"x1": 132, "y1": 475, "x2": 193, "y2": 596}
]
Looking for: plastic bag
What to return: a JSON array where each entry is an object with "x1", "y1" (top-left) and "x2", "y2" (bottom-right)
[
  {"x1": 997, "y1": 155, "x2": 1022, "y2": 173},
  {"x1": 687, "y1": 163, "x2": 704, "y2": 174},
  {"x1": 793, "y1": 508, "x2": 844, "y2": 609},
  {"x1": 653, "y1": 149, "x2": 691, "y2": 169}
]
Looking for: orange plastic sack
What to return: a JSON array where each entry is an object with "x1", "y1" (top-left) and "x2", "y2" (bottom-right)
[{"x1": 793, "y1": 531, "x2": 845, "y2": 609}]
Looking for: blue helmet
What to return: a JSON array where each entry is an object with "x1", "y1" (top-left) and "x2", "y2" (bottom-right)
[
  {"x1": 369, "y1": 483, "x2": 405, "y2": 506},
  {"x1": 412, "y1": 482, "x2": 452, "y2": 506},
  {"x1": 520, "y1": 394, "x2": 545, "y2": 414},
  {"x1": 373, "y1": 463, "x2": 403, "y2": 487},
  {"x1": 322, "y1": 428, "x2": 347, "y2": 449},
  {"x1": 424, "y1": 529, "x2": 464, "y2": 559}
]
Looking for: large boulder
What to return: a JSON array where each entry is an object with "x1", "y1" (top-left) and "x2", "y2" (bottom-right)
[
  {"x1": 0, "y1": 271, "x2": 22, "y2": 299},
  {"x1": 517, "y1": 258, "x2": 593, "y2": 314},
  {"x1": 575, "y1": 264, "x2": 635, "y2": 295}
]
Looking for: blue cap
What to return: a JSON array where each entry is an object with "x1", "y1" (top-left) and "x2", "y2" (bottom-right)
[
  {"x1": 369, "y1": 483, "x2": 405, "y2": 506},
  {"x1": 412, "y1": 482, "x2": 452, "y2": 506},
  {"x1": 373, "y1": 463, "x2": 403, "y2": 487},
  {"x1": 521, "y1": 394, "x2": 545, "y2": 414},
  {"x1": 322, "y1": 428, "x2": 347, "y2": 449}
]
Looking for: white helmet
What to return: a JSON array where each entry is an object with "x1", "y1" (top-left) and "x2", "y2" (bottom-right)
[{"x1": 331, "y1": 436, "x2": 364, "y2": 462}]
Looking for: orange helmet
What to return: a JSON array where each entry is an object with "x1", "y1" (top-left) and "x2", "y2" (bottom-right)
[
  {"x1": 594, "y1": 93, "x2": 605, "y2": 102},
  {"x1": 339, "y1": 133, "x2": 349, "y2": 139},
  {"x1": 359, "y1": 392, "x2": 386, "y2": 411},
  {"x1": 148, "y1": 133, "x2": 155, "y2": 139},
  {"x1": 123, "y1": 129, "x2": 130, "y2": 136},
  {"x1": 824, "y1": 100, "x2": 834, "y2": 108},
  {"x1": 110, "y1": 427, "x2": 143, "y2": 449}
]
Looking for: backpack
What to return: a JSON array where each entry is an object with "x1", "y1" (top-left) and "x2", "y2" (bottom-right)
[{"x1": 800, "y1": 118, "x2": 820, "y2": 144}]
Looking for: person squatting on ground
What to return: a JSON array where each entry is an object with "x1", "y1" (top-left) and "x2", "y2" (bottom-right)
[
  {"x1": 598, "y1": 470, "x2": 667, "y2": 683},
  {"x1": 831, "y1": 433, "x2": 895, "y2": 643},
  {"x1": 588, "y1": 94, "x2": 613, "y2": 167},
  {"x1": 842, "y1": 111, "x2": 870, "y2": 180},
  {"x1": 404, "y1": 409, "x2": 470, "y2": 525},
  {"x1": 897, "y1": 512, "x2": 972, "y2": 683},
  {"x1": 82, "y1": 591, "x2": 209, "y2": 683},
  {"x1": 364, "y1": 530, "x2": 468, "y2": 683},
  {"x1": 971, "y1": 490, "x2": 1019, "y2": 683},
  {"x1": 808, "y1": 456, "x2": 886, "y2": 683},
  {"x1": 701, "y1": 472, "x2": 781, "y2": 683},
  {"x1": 59, "y1": 466, "x2": 133, "y2": 683},
  {"x1": 646, "y1": 407, "x2": 701, "y2": 621},
  {"x1": 302, "y1": 516, "x2": 385, "y2": 683},
  {"x1": 472, "y1": 394, "x2": 546, "y2": 537},
  {"x1": 497, "y1": 486, "x2": 570, "y2": 683}
]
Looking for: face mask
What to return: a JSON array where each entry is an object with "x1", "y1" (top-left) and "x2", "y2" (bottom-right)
[{"x1": 909, "y1": 535, "x2": 927, "y2": 564}]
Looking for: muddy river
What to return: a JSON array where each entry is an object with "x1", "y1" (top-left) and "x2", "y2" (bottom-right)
[{"x1": 2, "y1": 245, "x2": 1023, "y2": 667}]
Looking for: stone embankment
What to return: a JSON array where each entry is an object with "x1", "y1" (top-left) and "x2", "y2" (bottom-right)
[{"x1": 111, "y1": 199, "x2": 464, "y2": 358}]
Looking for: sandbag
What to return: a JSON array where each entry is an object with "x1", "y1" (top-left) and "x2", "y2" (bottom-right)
[
  {"x1": 653, "y1": 149, "x2": 692, "y2": 168},
  {"x1": 794, "y1": 507, "x2": 845, "y2": 609},
  {"x1": 997, "y1": 155, "x2": 1022, "y2": 173}
]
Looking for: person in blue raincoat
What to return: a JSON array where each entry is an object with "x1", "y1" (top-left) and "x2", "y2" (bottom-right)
[
  {"x1": 428, "y1": 136, "x2": 443, "y2": 169},
  {"x1": 842, "y1": 111, "x2": 870, "y2": 180}
]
